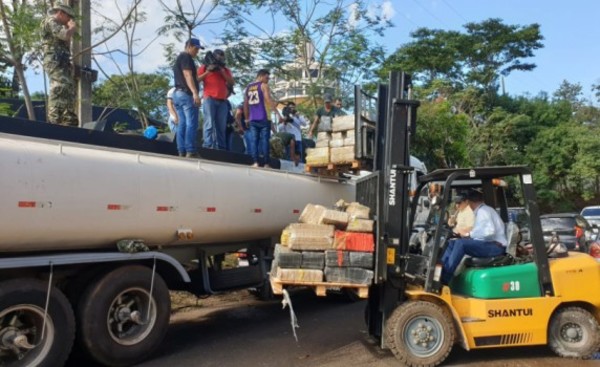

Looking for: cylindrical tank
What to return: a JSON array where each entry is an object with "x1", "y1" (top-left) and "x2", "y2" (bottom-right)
[{"x1": 0, "y1": 133, "x2": 355, "y2": 252}]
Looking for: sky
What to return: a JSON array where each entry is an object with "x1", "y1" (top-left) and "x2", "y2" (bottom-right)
[{"x1": 26, "y1": 0, "x2": 600, "y2": 101}]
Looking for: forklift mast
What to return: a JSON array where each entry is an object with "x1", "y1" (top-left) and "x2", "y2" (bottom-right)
[{"x1": 355, "y1": 71, "x2": 420, "y2": 343}]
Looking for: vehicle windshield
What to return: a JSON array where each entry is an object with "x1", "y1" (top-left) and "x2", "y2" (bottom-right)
[
  {"x1": 541, "y1": 217, "x2": 576, "y2": 231},
  {"x1": 581, "y1": 208, "x2": 600, "y2": 216}
]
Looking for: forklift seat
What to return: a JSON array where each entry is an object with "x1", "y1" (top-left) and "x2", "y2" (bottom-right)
[{"x1": 454, "y1": 222, "x2": 519, "y2": 273}]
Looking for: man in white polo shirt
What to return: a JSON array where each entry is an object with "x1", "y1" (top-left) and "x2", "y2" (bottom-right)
[{"x1": 441, "y1": 189, "x2": 507, "y2": 284}]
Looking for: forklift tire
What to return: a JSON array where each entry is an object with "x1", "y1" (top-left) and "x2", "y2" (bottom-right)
[
  {"x1": 385, "y1": 300, "x2": 454, "y2": 367},
  {"x1": 77, "y1": 265, "x2": 171, "y2": 366},
  {"x1": 548, "y1": 306, "x2": 600, "y2": 359}
]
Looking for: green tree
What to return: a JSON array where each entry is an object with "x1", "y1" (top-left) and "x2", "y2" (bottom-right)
[
  {"x1": 92, "y1": 72, "x2": 170, "y2": 121},
  {"x1": 382, "y1": 18, "x2": 543, "y2": 96}
]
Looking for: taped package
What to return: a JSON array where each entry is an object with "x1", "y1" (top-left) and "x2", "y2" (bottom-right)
[
  {"x1": 315, "y1": 139, "x2": 330, "y2": 148},
  {"x1": 345, "y1": 202, "x2": 370, "y2": 219},
  {"x1": 343, "y1": 137, "x2": 355, "y2": 146},
  {"x1": 325, "y1": 250, "x2": 350, "y2": 267},
  {"x1": 349, "y1": 252, "x2": 374, "y2": 268},
  {"x1": 324, "y1": 267, "x2": 374, "y2": 285},
  {"x1": 287, "y1": 223, "x2": 335, "y2": 251},
  {"x1": 319, "y1": 209, "x2": 350, "y2": 228},
  {"x1": 306, "y1": 147, "x2": 330, "y2": 166},
  {"x1": 276, "y1": 267, "x2": 323, "y2": 282},
  {"x1": 329, "y1": 139, "x2": 344, "y2": 148},
  {"x1": 317, "y1": 132, "x2": 331, "y2": 140},
  {"x1": 346, "y1": 218, "x2": 374, "y2": 233},
  {"x1": 334, "y1": 230, "x2": 375, "y2": 252},
  {"x1": 301, "y1": 251, "x2": 325, "y2": 270},
  {"x1": 330, "y1": 146, "x2": 355, "y2": 164},
  {"x1": 332, "y1": 115, "x2": 355, "y2": 132},
  {"x1": 299, "y1": 204, "x2": 327, "y2": 225},
  {"x1": 277, "y1": 250, "x2": 302, "y2": 269}
]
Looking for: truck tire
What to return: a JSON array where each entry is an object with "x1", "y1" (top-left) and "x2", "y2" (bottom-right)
[
  {"x1": 385, "y1": 300, "x2": 454, "y2": 367},
  {"x1": 77, "y1": 265, "x2": 170, "y2": 367},
  {"x1": 0, "y1": 279, "x2": 75, "y2": 367},
  {"x1": 548, "y1": 306, "x2": 600, "y2": 359}
]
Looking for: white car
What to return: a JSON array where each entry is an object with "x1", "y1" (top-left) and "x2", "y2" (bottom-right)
[{"x1": 581, "y1": 206, "x2": 600, "y2": 227}]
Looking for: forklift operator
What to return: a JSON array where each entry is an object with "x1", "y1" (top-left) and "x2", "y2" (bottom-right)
[{"x1": 440, "y1": 189, "x2": 507, "y2": 284}]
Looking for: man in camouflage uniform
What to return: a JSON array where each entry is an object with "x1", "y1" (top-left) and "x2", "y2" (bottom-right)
[{"x1": 41, "y1": 4, "x2": 78, "y2": 126}]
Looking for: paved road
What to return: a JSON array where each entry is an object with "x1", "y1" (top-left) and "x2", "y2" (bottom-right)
[{"x1": 67, "y1": 290, "x2": 600, "y2": 367}]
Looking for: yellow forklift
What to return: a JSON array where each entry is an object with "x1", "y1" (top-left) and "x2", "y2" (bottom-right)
[{"x1": 356, "y1": 72, "x2": 600, "y2": 366}]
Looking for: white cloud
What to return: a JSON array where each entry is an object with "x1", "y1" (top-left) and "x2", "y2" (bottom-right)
[
  {"x1": 381, "y1": 1, "x2": 396, "y2": 21},
  {"x1": 348, "y1": 3, "x2": 360, "y2": 28}
]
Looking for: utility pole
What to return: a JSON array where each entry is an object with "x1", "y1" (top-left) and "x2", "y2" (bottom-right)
[{"x1": 72, "y1": 0, "x2": 92, "y2": 126}]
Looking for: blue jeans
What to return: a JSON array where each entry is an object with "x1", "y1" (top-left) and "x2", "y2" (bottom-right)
[
  {"x1": 173, "y1": 91, "x2": 199, "y2": 154},
  {"x1": 441, "y1": 238, "x2": 505, "y2": 284},
  {"x1": 202, "y1": 97, "x2": 229, "y2": 150},
  {"x1": 248, "y1": 120, "x2": 271, "y2": 166}
]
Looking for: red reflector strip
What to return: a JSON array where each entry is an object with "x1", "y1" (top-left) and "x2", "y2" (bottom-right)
[
  {"x1": 253, "y1": 208, "x2": 262, "y2": 213},
  {"x1": 107, "y1": 204, "x2": 128, "y2": 211},
  {"x1": 199, "y1": 207, "x2": 217, "y2": 213},
  {"x1": 18, "y1": 201, "x2": 36, "y2": 208},
  {"x1": 292, "y1": 209, "x2": 300, "y2": 214}
]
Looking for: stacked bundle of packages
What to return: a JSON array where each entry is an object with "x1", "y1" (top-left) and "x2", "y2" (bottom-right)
[
  {"x1": 273, "y1": 200, "x2": 375, "y2": 286},
  {"x1": 305, "y1": 132, "x2": 331, "y2": 166},
  {"x1": 305, "y1": 115, "x2": 356, "y2": 167},
  {"x1": 330, "y1": 115, "x2": 355, "y2": 164}
]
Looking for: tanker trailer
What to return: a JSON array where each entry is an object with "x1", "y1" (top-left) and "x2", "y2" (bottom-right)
[{"x1": 0, "y1": 117, "x2": 354, "y2": 366}]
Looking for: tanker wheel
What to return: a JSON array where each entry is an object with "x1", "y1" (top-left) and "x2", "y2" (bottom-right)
[
  {"x1": 77, "y1": 265, "x2": 170, "y2": 366},
  {"x1": 0, "y1": 279, "x2": 75, "y2": 367},
  {"x1": 548, "y1": 306, "x2": 600, "y2": 359},
  {"x1": 385, "y1": 300, "x2": 454, "y2": 367}
]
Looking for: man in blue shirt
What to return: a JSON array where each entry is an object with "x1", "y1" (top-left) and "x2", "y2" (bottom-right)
[{"x1": 441, "y1": 189, "x2": 507, "y2": 284}]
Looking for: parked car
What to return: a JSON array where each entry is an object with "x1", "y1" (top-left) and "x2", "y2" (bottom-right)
[
  {"x1": 581, "y1": 205, "x2": 600, "y2": 226},
  {"x1": 540, "y1": 213, "x2": 592, "y2": 252}
]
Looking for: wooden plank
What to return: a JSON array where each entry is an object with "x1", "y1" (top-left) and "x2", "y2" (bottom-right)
[{"x1": 270, "y1": 277, "x2": 370, "y2": 298}]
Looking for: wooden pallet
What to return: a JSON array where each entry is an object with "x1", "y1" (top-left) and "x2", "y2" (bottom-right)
[
  {"x1": 270, "y1": 276, "x2": 369, "y2": 298},
  {"x1": 305, "y1": 160, "x2": 363, "y2": 176}
]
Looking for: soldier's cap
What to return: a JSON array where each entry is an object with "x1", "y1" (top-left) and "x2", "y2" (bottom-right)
[
  {"x1": 186, "y1": 38, "x2": 205, "y2": 50},
  {"x1": 49, "y1": 4, "x2": 75, "y2": 19},
  {"x1": 453, "y1": 195, "x2": 467, "y2": 204},
  {"x1": 323, "y1": 94, "x2": 333, "y2": 103}
]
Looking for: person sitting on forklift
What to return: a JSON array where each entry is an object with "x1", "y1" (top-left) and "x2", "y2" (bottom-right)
[
  {"x1": 447, "y1": 194, "x2": 474, "y2": 235},
  {"x1": 440, "y1": 189, "x2": 507, "y2": 284}
]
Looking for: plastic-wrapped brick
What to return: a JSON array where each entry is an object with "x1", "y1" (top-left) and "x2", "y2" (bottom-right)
[
  {"x1": 334, "y1": 230, "x2": 374, "y2": 252},
  {"x1": 287, "y1": 223, "x2": 335, "y2": 251},
  {"x1": 299, "y1": 204, "x2": 327, "y2": 225},
  {"x1": 325, "y1": 250, "x2": 350, "y2": 267},
  {"x1": 345, "y1": 202, "x2": 370, "y2": 219},
  {"x1": 346, "y1": 218, "x2": 374, "y2": 232},
  {"x1": 324, "y1": 267, "x2": 374, "y2": 285},
  {"x1": 319, "y1": 209, "x2": 350, "y2": 228},
  {"x1": 349, "y1": 252, "x2": 374, "y2": 268},
  {"x1": 276, "y1": 268, "x2": 323, "y2": 282},
  {"x1": 278, "y1": 251, "x2": 303, "y2": 268},
  {"x1": 301, "y1": 251, "x2": 325, "y2": 269},
  {"x1": 332, "y1": 115, "x2": 354, "y2": 132}
]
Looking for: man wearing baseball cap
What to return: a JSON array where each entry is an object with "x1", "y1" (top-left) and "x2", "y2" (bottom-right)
[
  {"x1": 172, "y1": 38, "x2": 204, "y2": 157},
  {"x1": 41, "y1": 3, "x2": 78, "y2": 126}
]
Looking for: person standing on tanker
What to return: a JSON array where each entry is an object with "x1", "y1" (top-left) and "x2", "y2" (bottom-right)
[
  {"x1": 243, "y1": 69, "x2": 282, "y2": 168},
  {"x1": 41, "y1": 3, "x2": 78, "y2": 126},
  {"x1": 440, "y1": 189, "x2": 507, "y2": 284},
  {"x1": 307, "y1": 93, "x2": 342, "y2": 138},
  {"x1": 173, "y1": 38, "x2": 204, "y2": 157},
  {"x1": 166, "y1": 87, "x2": 178, "y2": 133},
  {"x1": 198, "y1": 49, "x2": 235, "y2": 150}
]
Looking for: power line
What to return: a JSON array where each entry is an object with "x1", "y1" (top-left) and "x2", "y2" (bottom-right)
[
  {"x1": 408, "y1": 0, "x2": 451, "y2": 28},
  {"x1": 440, "y1": 0, "x2": 468, "y2": 23}
]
